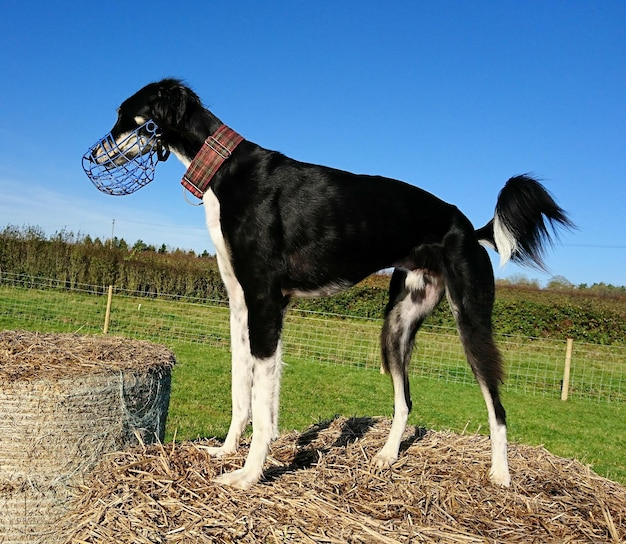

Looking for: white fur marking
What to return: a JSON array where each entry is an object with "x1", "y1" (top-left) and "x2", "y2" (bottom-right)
[
  {"x1": 95, "y1": 129, "x2": 151, "y2": 165},
  {"x1": 374, "y1": 370, "x2": 409, "y2": 467},
  {"x1": 405, "y1": 270, "x2": 426, "y2": 292},
  {"x1": 493, "y1": 214, "x2": 518, "y2": 267},
  {"x1": 375, "y1": 275, "x2": 443, "y2": 467},
  {"x1": 375, "y1": 297, "x2": 419, "y2": 466},
  {"x1": 173, "y1": 149, "x2": 191, "y2": 169},
  {"x1": 479, "y1": 382, "x2": 511, "y2": 486},
  {"x1": 200, "y1": 191, "x2": 253, "y2": 458},
  {"x1": 215, "y1": 351, "x2": 283, "y2": 489},
  {"x1": 478, "y1": 238, "x2": 496, "y2": 251},
  {"x1": 445, "y1": 287, "x2": 460, "y2": 320},
  {"x1": 202, "y1": 189, "x2": 284, "y2": 489}
]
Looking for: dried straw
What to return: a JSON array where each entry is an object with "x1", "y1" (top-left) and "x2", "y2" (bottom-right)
[
  {"x1": 0, "y1": 330, "x2": 176, "y2": 382},
  {"x1": 58, "y1": 416, "x2": 625, "y2": 543},
  {"x1": 0, "y1": 330, "x2": 175, "y2": 543}
]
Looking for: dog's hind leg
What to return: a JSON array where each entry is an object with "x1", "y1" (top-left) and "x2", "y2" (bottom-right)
[
  {"x1": 443, "y1": 238, "x2": 511, "y2": 486},
  {"x1": 374, "y1": 268, "x2": 444, "y2": 468}
]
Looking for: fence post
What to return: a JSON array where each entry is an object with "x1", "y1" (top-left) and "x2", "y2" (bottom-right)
[
  {"x1": 103, "y1": 285, "x2": 113, "y2": 334},
  {"x1": 561, "y1": 338, "x2": 574, "y2": 401}
]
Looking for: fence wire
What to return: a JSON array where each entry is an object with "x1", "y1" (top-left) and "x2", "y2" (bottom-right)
[{"x1": 0, "y1": 272, "x2": 624, "y2": 403}]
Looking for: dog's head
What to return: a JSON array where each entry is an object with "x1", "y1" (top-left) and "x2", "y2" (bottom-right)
[
  {"x1": 110, "y1": 79, "x2": 204, "y2": 144},
  {"x1": 83, "y1": 79, "x2": 204, "y2": 195}
]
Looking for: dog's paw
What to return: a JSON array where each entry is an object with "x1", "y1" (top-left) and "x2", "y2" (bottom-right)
[
  {"x1": 214, "y1": 468, "x2": 260, "y2": 490},
  {"x1": 197, "y1": 445, "x2": 235, "y2": 458},
  {"x1": 488, "y1": 467, "x2": 511, "y2": 487},
  {"x1": 372, "y1": 450, "x2": 398, "y2": 469}
]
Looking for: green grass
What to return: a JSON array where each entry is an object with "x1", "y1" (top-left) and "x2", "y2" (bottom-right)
[
  {"x1": 1, "y1": 285, "x2": 625, "y2": 486},
  {"x1": 4, "y1": 284, "x2": 623, "y2": 402},
  {"x1": 168, "y1": 342, "x2": 626, "y2": 486}
]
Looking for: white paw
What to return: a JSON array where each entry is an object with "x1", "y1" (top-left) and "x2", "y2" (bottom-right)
[
  {"x1": 373, "y1": 450, "x2": 398, "y2": 469},
  {"x1": 197, "y1": 445, "x2": 235, "y2": 458},
  {"x1": 489, "y1": 467, "x2": 511, "y2": 487},
  {"x1": 214, "y1": 468, "x2": 260, "y2": 490}
]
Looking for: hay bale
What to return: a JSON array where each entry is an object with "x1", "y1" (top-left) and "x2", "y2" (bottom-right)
[
  {"x1": 0, "y1": 330, "x2": 175, "y2": 543},
  {"x1": 58, "y1": 416, "x2": 625, "y2": 543},
  {"x1": 0, "y1": 480, "x2": 73, "y2": 543}
]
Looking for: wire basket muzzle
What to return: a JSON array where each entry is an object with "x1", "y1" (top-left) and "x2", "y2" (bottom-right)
[{"x1": 82, "y1": 120, "x2": 166, "y2": 195}]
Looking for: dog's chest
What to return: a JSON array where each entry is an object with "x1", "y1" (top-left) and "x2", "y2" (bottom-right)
[
  {"x1": 202, "y1": 189, "x2": 242, "y2": 300},
  {"x1": 202, "y1": 189, "x2": 231, "y2": 267},
  {"x1": 203, "y1": 188, "x2": 222, "y2": 233}
]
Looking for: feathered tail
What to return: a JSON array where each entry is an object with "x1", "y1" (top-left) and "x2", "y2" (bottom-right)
[{"x1": 476, "y1": 175, "x2": 574, "y2": 270}]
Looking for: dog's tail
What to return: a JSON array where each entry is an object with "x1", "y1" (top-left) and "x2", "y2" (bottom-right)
[{"x1": 475, "y1": 175, "x2": 574, "y2": 270}]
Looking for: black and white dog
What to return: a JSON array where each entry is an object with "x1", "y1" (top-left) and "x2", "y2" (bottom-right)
[{"x1": 85, "y1": 79, "x2": 572, "y2": 489}]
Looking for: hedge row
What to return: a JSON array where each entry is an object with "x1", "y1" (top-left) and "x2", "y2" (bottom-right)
[
  {"x1": 0, "y1": 226, "x2": 226, "y2": 300},
  {"x1": 1, "y1": 227, "x2": 624, "y2": 345}
]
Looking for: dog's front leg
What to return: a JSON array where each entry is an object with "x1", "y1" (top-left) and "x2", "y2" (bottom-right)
[
  {"x1": 215, "y1": 348, "x2": 283, "y2": 489},
  {"x1": 201, "y1": 190, "x2": 254, "y2": 459},
  {"x1": 202, "y1": 287, "x2": 253, "y2": 458},
  {"x1": 214, "y1": 292, "x2": 285, "y2": 489}
]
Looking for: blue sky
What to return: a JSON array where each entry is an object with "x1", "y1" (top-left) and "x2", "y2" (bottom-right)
[{"x1": 1, "y1": 1, "x2": 624, "y2": 287}]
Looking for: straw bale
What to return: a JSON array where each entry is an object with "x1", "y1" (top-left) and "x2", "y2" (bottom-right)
[
  {"x1": 0, "y1": 478, "x2": 74, "y2": 543},
  {"x1": 0, "y1": 330, "x2": 176, "y2": 382},
  {"x1": 58, "y1": 416, "x2": 625, "y2": 543},
  {"x1": 0, "y1": 330, "x2": 175, "y2": 543}
]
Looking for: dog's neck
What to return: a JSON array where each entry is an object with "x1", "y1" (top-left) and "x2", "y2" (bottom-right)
[
  {"x1": 180, "y1": 125, "x2": 244, "y2": 198},
  {"x1": 166, "y1": 109, "x2": 225, "y2": 166}
]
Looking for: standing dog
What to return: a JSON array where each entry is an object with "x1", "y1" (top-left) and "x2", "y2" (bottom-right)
[{"x1": 84, "y1": 79, "x2": 572, "y2": 489}]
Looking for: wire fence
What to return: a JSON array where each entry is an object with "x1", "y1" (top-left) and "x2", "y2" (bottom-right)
[{"x1": 1, "y1": 272, "x2": 624, "y2": 403}]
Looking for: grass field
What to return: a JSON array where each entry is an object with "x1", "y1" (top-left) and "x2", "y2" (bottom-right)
[
  {"x1": 1, "y1": 283, "x2": 625, "y2": 486},
  {"x1": 3, "y1": 282, "x2": 624, "y2": 399},
  {"x1": 166, "y1": 341, "x2": 626, "y2": 486}
]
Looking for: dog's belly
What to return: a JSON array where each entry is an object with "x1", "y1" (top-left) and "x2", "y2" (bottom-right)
[{"x1": 282, "y1": 280, "x2": 354, "y2": 298}]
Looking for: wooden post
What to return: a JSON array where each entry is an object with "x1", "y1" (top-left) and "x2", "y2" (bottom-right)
[
  {"x1": 561, "y1": 338, "x2": 574, "y2": 401},
  {"x1": 103, "y1": 285, "x2": 113, "y2": 334}
]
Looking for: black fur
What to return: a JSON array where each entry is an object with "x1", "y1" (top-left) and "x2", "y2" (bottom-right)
[
  {"x1": 99, "y1": 78, "x2": 573, "y2": 487},
  {"x1": 496, "y1": 175, "x2": 574, "y2": 270}
]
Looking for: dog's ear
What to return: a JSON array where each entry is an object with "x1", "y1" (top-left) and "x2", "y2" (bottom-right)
[{"x1": 151, "y1": 82, "x2": 190, "y2": 126}]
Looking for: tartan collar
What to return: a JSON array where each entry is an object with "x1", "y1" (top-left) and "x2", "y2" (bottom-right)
[{"x1": 181, "y1": 125, "x2": 244, "y2": 199}]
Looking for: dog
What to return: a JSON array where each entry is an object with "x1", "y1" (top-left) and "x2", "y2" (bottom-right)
[{"x1": 84, "y1": 78, "x2": 572, "y2": 489}]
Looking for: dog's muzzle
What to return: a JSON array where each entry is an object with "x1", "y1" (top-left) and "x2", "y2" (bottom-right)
[{"x1": 82, "y1": 120, "x2": 170, "y2": 195}]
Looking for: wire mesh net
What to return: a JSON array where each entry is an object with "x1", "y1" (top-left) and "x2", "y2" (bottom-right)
[{"x1": 0, "y1": 272, "x2": 624, "y2": 403}]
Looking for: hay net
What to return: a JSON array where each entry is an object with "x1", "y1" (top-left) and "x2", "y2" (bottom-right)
[{"x1": 0, "y1": 330, "x2": 176, "y2": 541}]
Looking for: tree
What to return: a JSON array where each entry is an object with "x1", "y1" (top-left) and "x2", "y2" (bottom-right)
[
  {"x1": 132, "y1": 239, "x2": 149, "y2": 252},
  {"x1": 547, "y1": 275, "x2": 573, "y2": 290}
]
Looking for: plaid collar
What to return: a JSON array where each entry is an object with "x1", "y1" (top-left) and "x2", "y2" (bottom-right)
[{"x1": 181, "y1": 125, "x2": 244, "y2": 199}]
